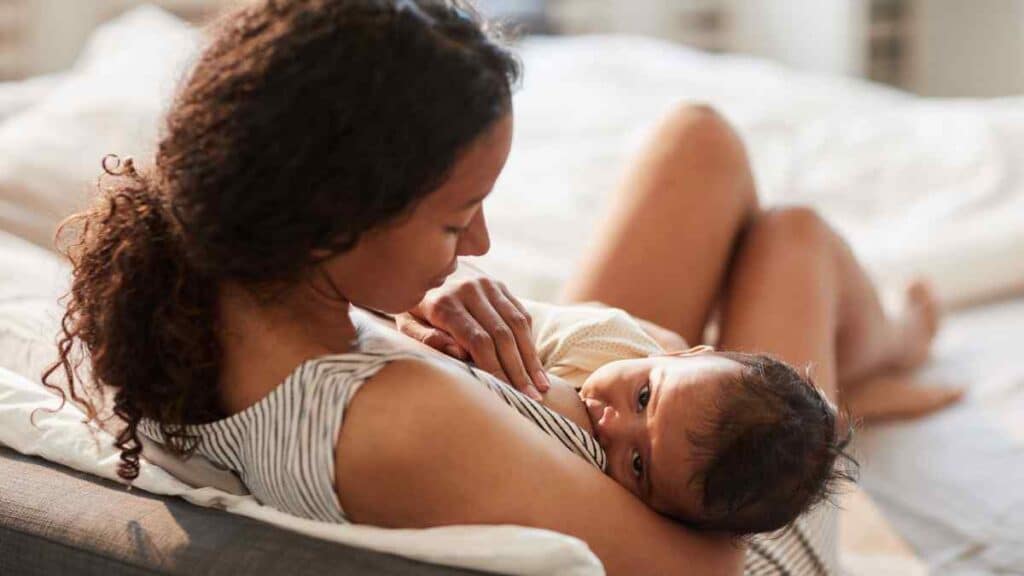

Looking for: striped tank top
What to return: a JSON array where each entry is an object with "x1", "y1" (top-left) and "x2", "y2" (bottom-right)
[{"x1": 137, "y1": 336, "x2": 606, "y2": 524}]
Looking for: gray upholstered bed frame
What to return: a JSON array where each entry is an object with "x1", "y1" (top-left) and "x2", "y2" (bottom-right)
[{"x1": 0, "y1": 447, "x2": 489, "y2": 575}]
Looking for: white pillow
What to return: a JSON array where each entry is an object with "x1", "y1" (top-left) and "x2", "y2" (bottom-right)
[
  {"x1": 0, "y1": 227, "x2": 132, "y2": 439},
  {"x1": 0, "y1": 6, "x2": 201, "y2": 250},
  {"x1": 0, "y1": 230, "x2": 66, "y2": 381}
]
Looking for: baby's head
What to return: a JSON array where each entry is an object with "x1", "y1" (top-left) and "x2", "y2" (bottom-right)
[{"x1": 580, "y1": 346, "x2": 855, "y2": 536}]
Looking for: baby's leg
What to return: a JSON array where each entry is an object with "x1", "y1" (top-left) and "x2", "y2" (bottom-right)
[{"x1": 716, "y1": 207, "x2": 961, "y2": 421}]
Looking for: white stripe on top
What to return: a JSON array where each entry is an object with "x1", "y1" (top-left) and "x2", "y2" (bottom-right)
[{"x1": 138, "y1": 345, "x2": 606, "y2": 523}]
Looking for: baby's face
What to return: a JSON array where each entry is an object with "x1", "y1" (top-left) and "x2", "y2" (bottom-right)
[{"x1": 579, "y1": 351, "x2": 744, "y2": 520}]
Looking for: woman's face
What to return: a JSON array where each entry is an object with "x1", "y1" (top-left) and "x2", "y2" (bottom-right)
[{"x1": 321, "y1": 113, "x2": 513, "y2": 313}]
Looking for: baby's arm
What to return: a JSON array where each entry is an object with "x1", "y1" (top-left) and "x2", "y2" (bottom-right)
[
  {"x1": 631, "y1": 317, "x2": 688, "y2": 352},
  {"x1": 523, "y1": 298, "x2": 686, "y2": 357},
  {"x1": 521, "y1": 298, "x2": 669, "y2": 386}
]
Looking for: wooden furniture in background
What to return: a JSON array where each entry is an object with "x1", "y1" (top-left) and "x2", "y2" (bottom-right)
[{"x1": 548, "y1": 0, "x2": 1024, "y2": 97}]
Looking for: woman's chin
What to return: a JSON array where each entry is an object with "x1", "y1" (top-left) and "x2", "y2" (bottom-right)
[{"x1": 362, "y1": 291, "x2": 429, "y2": 316}]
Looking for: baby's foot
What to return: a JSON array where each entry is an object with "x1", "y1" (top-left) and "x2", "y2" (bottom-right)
[
  {"x1": 888, "y1": 280, "x2": 941, "y2": 371},
  {"x1": 843, "y1": 372, "x2": 964, "y2": 424}
]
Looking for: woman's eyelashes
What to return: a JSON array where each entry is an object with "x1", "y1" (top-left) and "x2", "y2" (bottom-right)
[{"x1": 444, "y1": 225, "x2": 468, "y2": 236}]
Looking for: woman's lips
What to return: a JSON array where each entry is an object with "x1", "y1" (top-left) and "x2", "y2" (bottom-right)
[{"x1": 430, "y1": 262, "x2": 459, "y2": 287}]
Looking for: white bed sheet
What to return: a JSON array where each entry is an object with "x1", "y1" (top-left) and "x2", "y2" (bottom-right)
[{"x1": 856, "y1": 296, "x2": 1024, "y2": 575}]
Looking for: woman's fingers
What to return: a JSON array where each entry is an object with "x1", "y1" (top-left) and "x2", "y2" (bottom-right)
[
  {"x1": 498, "y1": 281, "x2": 532, "y2": 323},
  {"x1": 395, "y1": 312, "x2": 469, "y2": 359},
  {"x1": 404, "y1": 269, "x2": 548, "y2": 400},
  {"x1": 451, "y1": 307, "x2": 526, "y2": 394},
  {"x1": 491, "y1": 282, "x2": 549, "y2": 392},
  {"x1": 459, "y1": 283, "x2": 544, "y2": 399}
]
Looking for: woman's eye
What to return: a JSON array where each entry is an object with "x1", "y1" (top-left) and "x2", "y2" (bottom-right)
[
  {"x1": 637, "y1": 383, "x2": 650, "y2": 411},
  {"x1": 445, "y1": 225, "x2": 467, "y2": 236},
  {"x1": 631, "y1": 450, "x2": 644, "y2": 478}
]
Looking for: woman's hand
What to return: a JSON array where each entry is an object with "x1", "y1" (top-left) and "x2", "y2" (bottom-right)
[{"x1": 395, "y1": 265, "x2": 550, "y2": 400}]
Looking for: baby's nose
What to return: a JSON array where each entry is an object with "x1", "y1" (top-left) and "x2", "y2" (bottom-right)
[{"x1": 593, "y1": 405, "x2": 623, "y2": 449}]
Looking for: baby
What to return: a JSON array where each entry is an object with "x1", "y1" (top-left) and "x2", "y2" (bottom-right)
[{"x1": 522, "y1": 299, "x2": 851, "y2": 536}]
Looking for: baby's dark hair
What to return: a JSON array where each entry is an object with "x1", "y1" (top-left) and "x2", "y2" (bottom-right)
[{"x1": 685, "y1": 351, "x2": 857, "y2": 536}]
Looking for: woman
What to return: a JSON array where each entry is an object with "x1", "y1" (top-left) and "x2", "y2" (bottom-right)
[{"x1": 44, "y1": 1, "x2": 955, "y2": 574}]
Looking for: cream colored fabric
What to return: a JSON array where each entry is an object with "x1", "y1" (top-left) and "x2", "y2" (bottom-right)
[{"x1": 524, "y1": 299, "x2": 665, "y2": 390}]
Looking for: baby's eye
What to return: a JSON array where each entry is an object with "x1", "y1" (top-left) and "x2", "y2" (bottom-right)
[
  {"x1": 631, "y1": 450, "x2": 644, "y2": 478},
  {"x1": 637, "y1": 383, "x2": 651, "y2": 412}
]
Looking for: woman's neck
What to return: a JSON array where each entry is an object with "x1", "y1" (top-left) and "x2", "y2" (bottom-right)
[{"x1": 216, "y1": 280, "x2": 358, "y2": 416}]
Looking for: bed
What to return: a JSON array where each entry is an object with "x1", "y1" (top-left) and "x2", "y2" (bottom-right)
[{"x1": 0, "y1": 6, "x2": 1021, "y2": 575}]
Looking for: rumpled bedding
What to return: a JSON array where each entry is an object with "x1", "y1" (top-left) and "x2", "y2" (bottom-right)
[{"x1": 479, "y1": 38, "x2": 1024, "y2": 309}]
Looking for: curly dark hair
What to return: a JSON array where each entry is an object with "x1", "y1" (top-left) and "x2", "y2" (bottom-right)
[
  {"x1": 683, "y1": 351, "x2": 858, "y2": 536},
  {"x1": 41, "y1": 0, "x2": 521, "y2": 482}
]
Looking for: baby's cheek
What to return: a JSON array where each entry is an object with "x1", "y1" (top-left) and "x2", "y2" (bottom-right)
[
  {"x1": 606, "y1": 468, "x2": 641, "y2": 500},
  {"x1": 650, "y1": 463, "x2": 704, "y2": 522}
]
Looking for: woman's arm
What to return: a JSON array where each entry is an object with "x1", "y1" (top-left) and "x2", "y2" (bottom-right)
[{"x1": 334, "y1": 358, "x2": 744, "y2": 576}]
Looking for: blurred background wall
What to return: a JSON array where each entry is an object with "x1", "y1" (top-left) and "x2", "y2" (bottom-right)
[{"x1": 0, "y1": 0, "x2": 1021, "y2": 97}]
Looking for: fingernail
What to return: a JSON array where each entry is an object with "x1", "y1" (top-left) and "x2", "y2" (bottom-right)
[
  {"x1": 444, "y1": 345, "x2": 464, "y2": 358},
  {"x1": 534, "y1": 370, "x2": 550, "y2": 391},
  {"x1": 527, "y1": 387, "x2": 543, "y2": 401}
]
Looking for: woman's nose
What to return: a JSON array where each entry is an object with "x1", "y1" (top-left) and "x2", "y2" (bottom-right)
[{"x1": 456, "y1": 208, "x2": 490, "y2": 257}]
